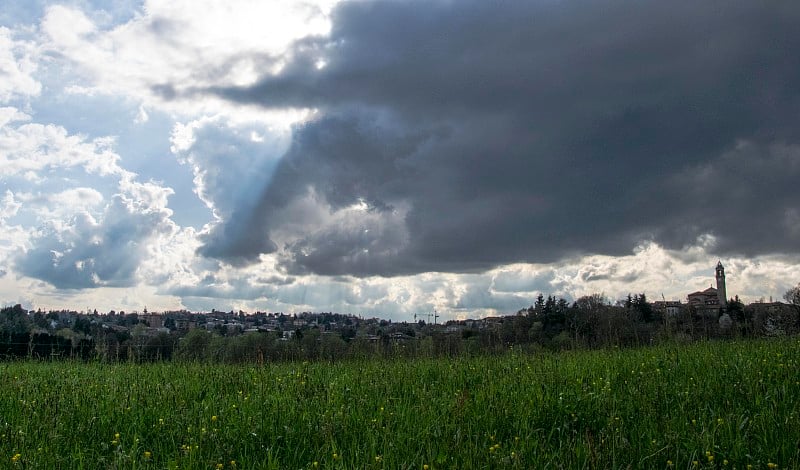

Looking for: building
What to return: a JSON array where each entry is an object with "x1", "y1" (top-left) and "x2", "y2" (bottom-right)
[
  {"x1": 687, "y1": 261, "x2": 728, "y2": 310},
  {"x1": 715, "y1": 260, "x2": 727, "y2": 308},
  {"x1": 140, "y1": 314, "x2": 164, "y2": 329},
  {"x1": 652, "y1": 300, "x2": 682, "y2": 316},
  {"x1": 687, "y1": 287, "x2": 722, "y2": 307}
]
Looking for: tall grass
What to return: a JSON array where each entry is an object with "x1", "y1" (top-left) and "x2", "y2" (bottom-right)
[{"x1": 1, "y1": 338, "x2": 798, "y2": 469}]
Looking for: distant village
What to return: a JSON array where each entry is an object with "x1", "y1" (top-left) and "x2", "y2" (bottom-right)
[{"x1": 1, "y1": 262, "x2": 798, "y2": 361}]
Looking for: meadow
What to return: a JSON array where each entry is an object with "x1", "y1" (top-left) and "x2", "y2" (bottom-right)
[{"x1": 1, "y1": 338, "x2": 798, "y2": 469}]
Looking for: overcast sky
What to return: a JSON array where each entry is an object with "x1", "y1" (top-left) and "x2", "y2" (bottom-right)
[{"x1": 1, "y1": 0, "x2": 798, "y2": 320}]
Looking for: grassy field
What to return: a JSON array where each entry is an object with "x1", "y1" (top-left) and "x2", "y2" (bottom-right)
[{"x1": 1, "y1": 339, "x2": 798, "y2": 469}]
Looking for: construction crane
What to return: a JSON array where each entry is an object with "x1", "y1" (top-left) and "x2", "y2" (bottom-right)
[{"x1": 414, "y1": 309, "x2": 440, "y2": 324}]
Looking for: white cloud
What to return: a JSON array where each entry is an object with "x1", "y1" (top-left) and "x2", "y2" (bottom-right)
[
  {"x1": 32, "y1": 187, "x2": 105, "y2": 220},
  {"x1": 0, "y1": 27, "x2": 41, "y2": 103},
  {"x1": 38, "y1": 1, "x2": 337, "y2": 123},
  {"x1": 0, "y1": 94, "x2": 182, "y2": 298},
  {"x1": 0, "y1": 190, "x2": 22, "y2": 220},
  {"x1": 118, "y1": 174, "x2": 174, "y2": 216},
  {"x1": 134, "y1": 104, "x2": 149, "y2": 124},
  {"x1": 0, "y1": 190, "x2": 33, "y2": 303},
  {"x1": 0, "y1": 119, "x2": 125, "y2": 178},
  {"x1": 0, "y1": 106, "x2": 30, "y2": 126},
  {"x1": 53, "y1": 187, "x2": 104, "y2": 205},
  {"x1": 40, "y1": 5, "x2": 96, "y2": 47},
  {"x1": 15, "y1": 175, "x2": 177, "y2": 290},
  {"x1": 169, "y1": 119, "x2": 202, "y2": 154}
]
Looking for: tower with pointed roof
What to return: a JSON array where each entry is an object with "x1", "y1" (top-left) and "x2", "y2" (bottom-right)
[{"x1": 715, "y1": 261, "x2": 727, "y2": 308}]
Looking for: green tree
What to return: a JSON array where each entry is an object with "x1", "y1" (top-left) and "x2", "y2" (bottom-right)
[
  {"x1": 72, "y1": 316, "x2": 92, "y2": 335},
  {"x1": 319, "y1": 333, "x2": 348, "y2": 361},
  {"x1": 143, "y1": 333, "x2": 176, "y2": 361},
  {"x1": 301, "y1": 328, "x2": 321, "y2": 360},
  {"x1": 633, "y1": 293, "x2": 654, "y2": 322},
  {"x1": 569, "y1": 294, "x2": 607, "y2": 346},
  {"x1": 32, "y1": 310, "x2": 49, "y2": 329},
  {"x1": 1, "y1": 304, "x2": 30, "y2": 335},
  {"x1": 533, "y1": 294, "x2": 545, "y2": 317},
  {"x1": 176, "y1": 328, "x2": 213, "y2": 361},
  {"x1": 0, "y1": 304, "x2": 31, "y2": 357},
  {"x1": 573, "y1": 293, "x2": 607, "y2": 312}
]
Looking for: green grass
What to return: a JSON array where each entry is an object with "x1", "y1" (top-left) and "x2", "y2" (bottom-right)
[{"x1": 1, "y1": 338, "x2": 799, "y2": 469}]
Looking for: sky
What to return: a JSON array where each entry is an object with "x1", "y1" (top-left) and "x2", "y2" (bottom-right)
[{"x1": 1, "y1": 0, "x2": 799, "y2": 320}]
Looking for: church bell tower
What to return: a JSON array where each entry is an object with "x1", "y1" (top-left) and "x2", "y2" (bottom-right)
[{"x1": 715, "y1": 261, "x2": 727, "y2": 308}]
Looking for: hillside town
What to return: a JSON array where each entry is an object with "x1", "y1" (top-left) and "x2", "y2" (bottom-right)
[{"x1": 1, "y1": 263, "x2": 799, "y2": 361}]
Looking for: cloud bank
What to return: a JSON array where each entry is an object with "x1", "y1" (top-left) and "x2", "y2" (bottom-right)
[{"x1": 188, "y1": 0, "x2": 800, "y2": 277}]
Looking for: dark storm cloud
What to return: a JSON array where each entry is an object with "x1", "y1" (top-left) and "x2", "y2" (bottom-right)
[
  {"x1": 174, "y1": 120, "x2": 287, "y2": 265},
  {"x1": 660, "y1": 141, "x2": 800, "y2": 254},
  {"x1": 198, "y1": 0, "x2": 800, "y2": 276}
]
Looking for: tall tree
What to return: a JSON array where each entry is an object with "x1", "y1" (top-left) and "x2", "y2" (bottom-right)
[
  {"x1": 634, "y1": 293, "x2": 654, "y2": 322},
  {"x1": 1, "y1": 304, "x2": 30, "y2": 335},
  {"x1": 573, "y1": 293, "x2": 607, "y2": 312},
  {"x1": 784, "y1": 284, "x2": 800, "y2": 306},
  {"x1": 534, "y1": 294, "x2": 545, "y2": 316}
]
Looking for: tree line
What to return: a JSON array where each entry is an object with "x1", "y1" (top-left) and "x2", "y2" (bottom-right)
[{"x1": 2, "y1": 285, "x2": 800, "y2": 363}]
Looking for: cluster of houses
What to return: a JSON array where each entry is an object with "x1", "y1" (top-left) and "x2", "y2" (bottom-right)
[
  {"x1": 652, "y1": 261, "x2": 730, "y2": 316},
  {"x1": 651, "y1": 261, "x2": 791, "y2": 319},
  {"x1": 29, "y1": 306, "x2": 510, "y2": 348},
  {"x1": 89, "y1": 310, "x2": 375, "y2": 338},
  {"x1": 20, "y1": 262, "x2": 795, "y2": 342}
]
